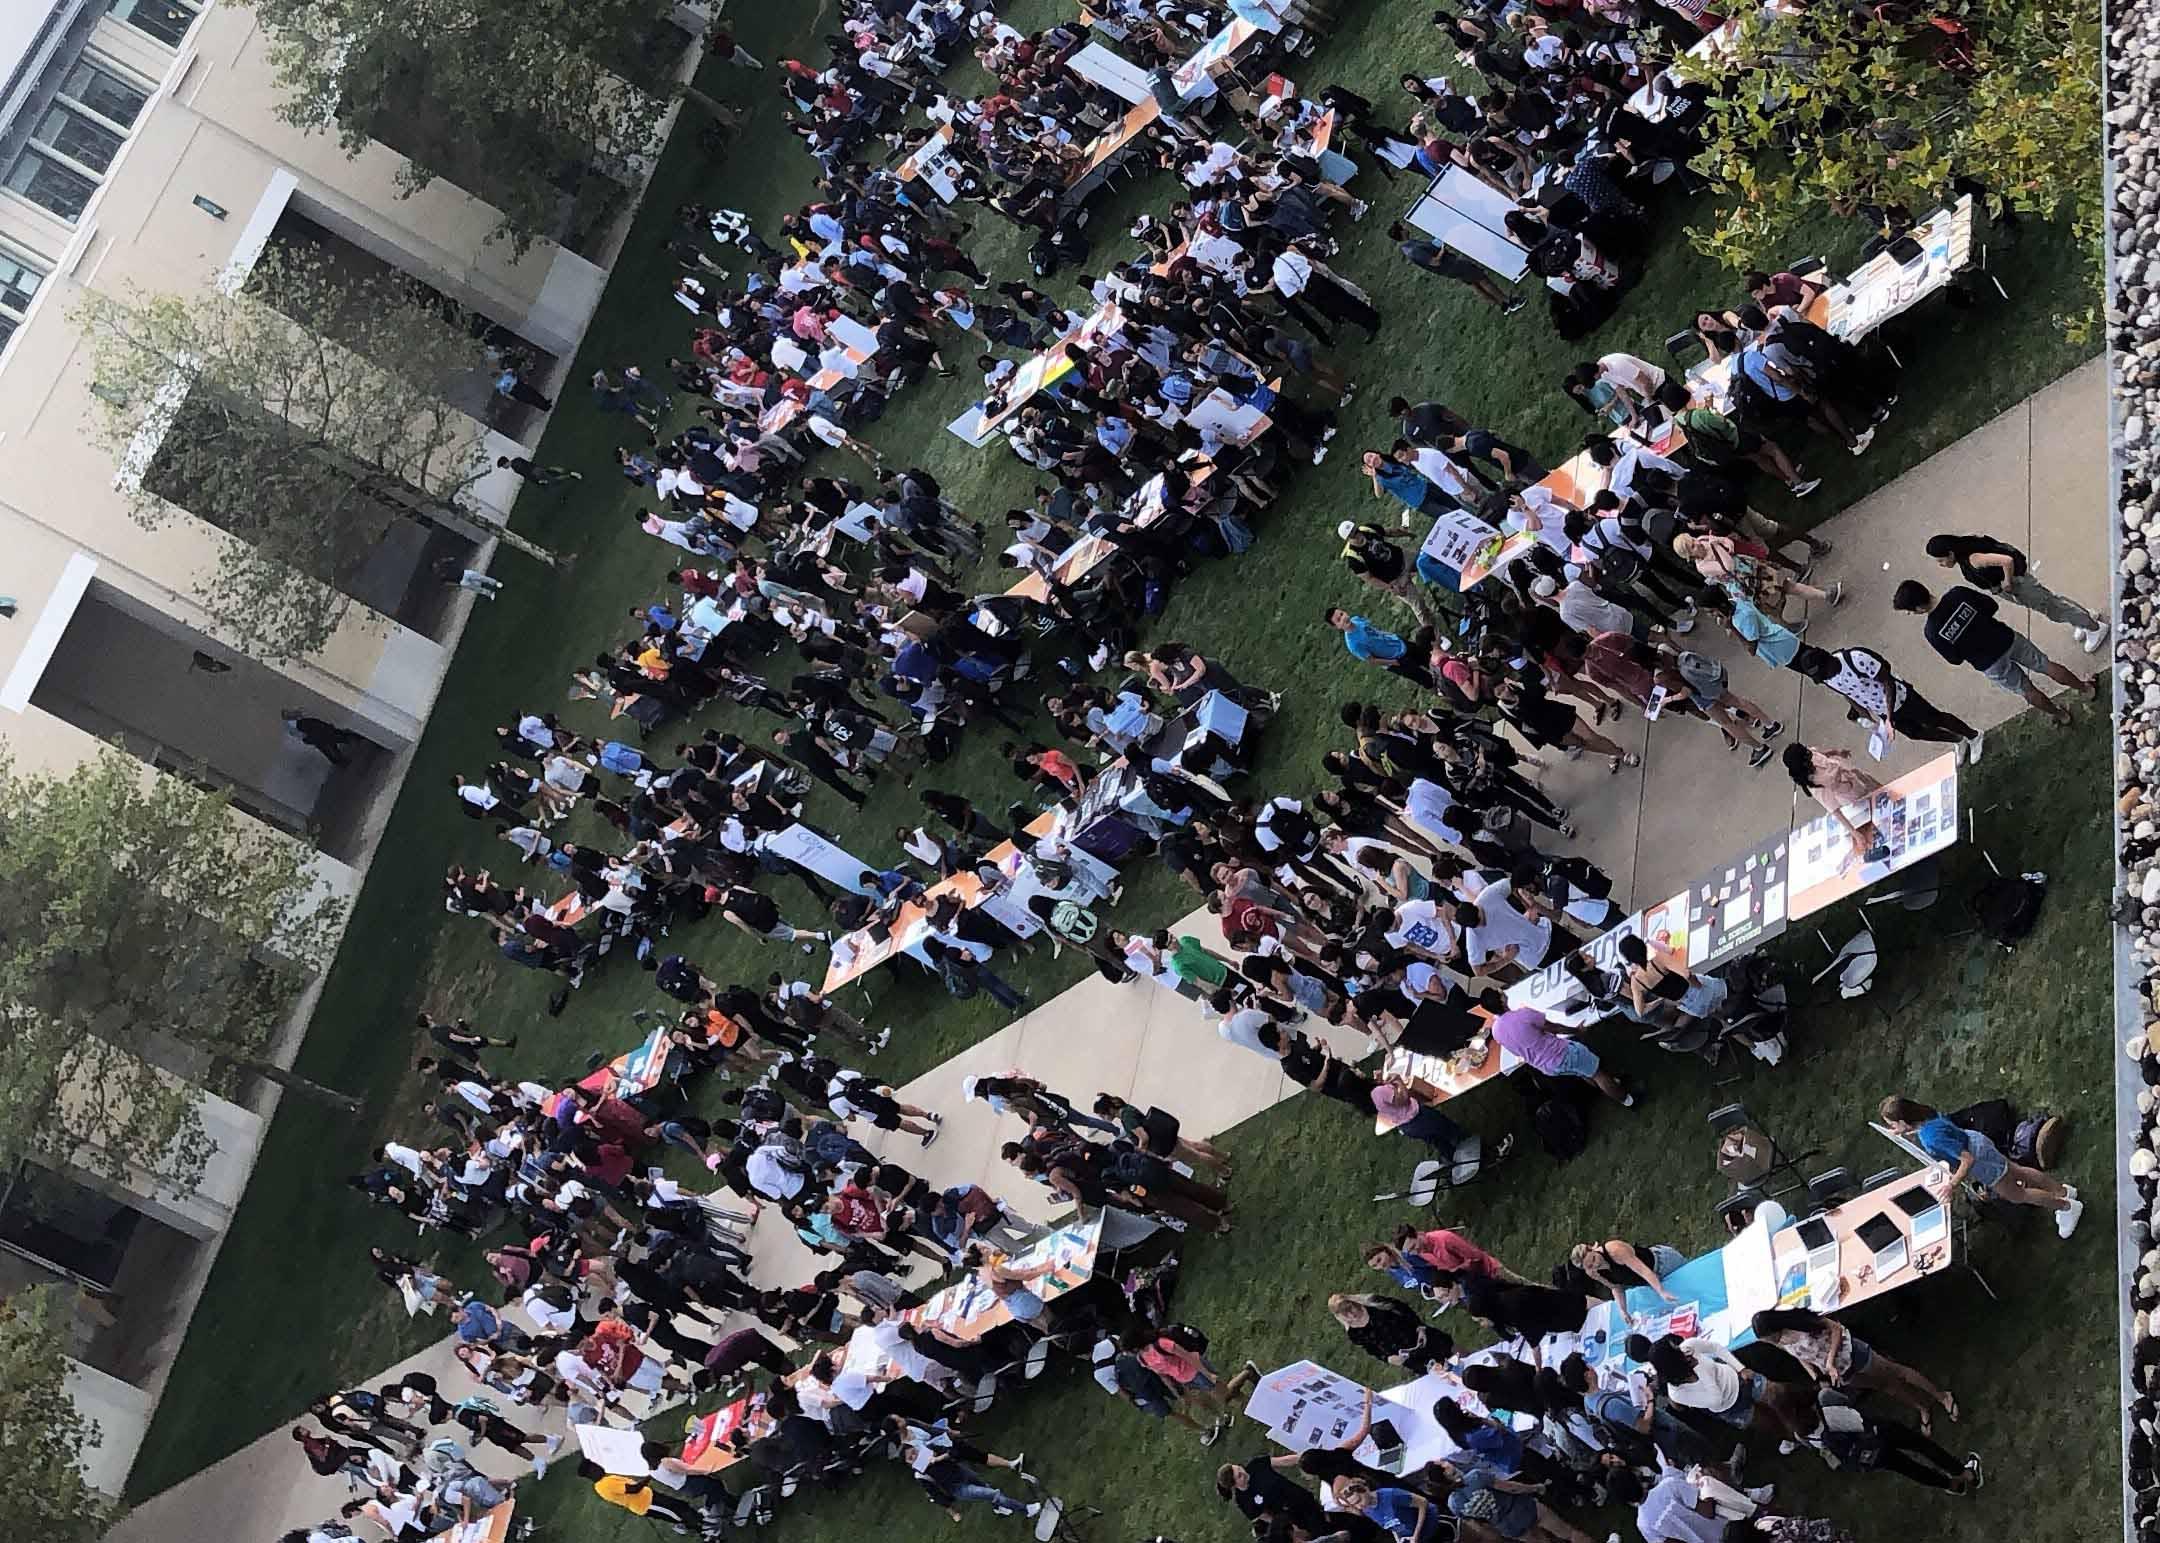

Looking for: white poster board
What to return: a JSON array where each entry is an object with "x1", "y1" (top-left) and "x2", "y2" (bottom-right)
[
  {"x1": 1182, "y1": 388, "x2": 1267, "y2": 443},
  {"x1": 1418, "y1": 509, "x2": 1504, "y2": 572},
  {"x1": 1405, "y1": 167, "x2": 1529, "y2": 282},
  {"x1": 830, "y1": 315, "x2": 881, "y2": 356},
  {"x1": 1244, "y1": 1360, "x2": 1374, "y2": 1450},
  {"x1": 1070, "y1": 41, "x2": 1154, "y2": 104},
  {"x1": 575, "y1": 1423, "x2": 653, "y2": 1477},
  {"x1": 764, "y1": 823, "x2": 879, "y2": 895}
]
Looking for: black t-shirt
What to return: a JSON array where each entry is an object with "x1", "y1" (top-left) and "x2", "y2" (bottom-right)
[
  {"x1": 1400, "y1": 402, "x2": 1468, "y2": 446},
  {"x1": 1923, "y1": 585, "x2": 2015, "y2": 670},
  {"x1": 1236, "y1": 1456, "x2": 1328, "y2": 1531},
  {"x1": 1277, "y1": 1036, "x2": 1326, "y2": 1086},
  {"x1": 1941, "y1": 535, "x2": 2025, "y2": 591},
  {"x1": 1347, "y1": 540, "x2": 1408, "y2": 585},
  {"x1": 724, "y1": 887, "x2": 781, "y2": 932}
]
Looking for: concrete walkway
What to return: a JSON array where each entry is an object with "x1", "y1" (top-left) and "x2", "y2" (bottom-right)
[{"x1": 105, "y1": 359, "x2": 2107, "y2": 1543}]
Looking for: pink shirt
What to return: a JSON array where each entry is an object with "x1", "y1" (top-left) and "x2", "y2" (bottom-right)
[
  {"x1": 1409, "y1": 1228, "x2": 1501, "y2": 1279},
  {"x1": 1491, "y1": 1007, "x2": 1570, "y2": 1074}
]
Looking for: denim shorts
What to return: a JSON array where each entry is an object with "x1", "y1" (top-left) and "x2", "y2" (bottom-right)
[
  {"x1": 1963, "y1": 1130, "x2": 2011, "y2": 1188},
  {"x1": 1551, "y1": 1038, "x2": 1602, "y2": 1079},
  {"x1": 1980, "y1": 633, "x2": 2049, "y2": 695}
]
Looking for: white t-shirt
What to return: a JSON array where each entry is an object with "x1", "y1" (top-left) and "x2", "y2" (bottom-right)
[
  {"x1": 1270, "y1": 249, "x2": 1314, "y2": 297},
  {"x1": 1466, "y1": 885, "x2": 1552, "y2": 969},
  {"x1": 807, "y1": 415, "x2": 851, "y2": 448},
  {"x1": 1597, "y1": 352, "x2": 1667, "y2": 399},
  {"x1": 1386, "y1": 899, "x2": 1461, "y2": 957}
]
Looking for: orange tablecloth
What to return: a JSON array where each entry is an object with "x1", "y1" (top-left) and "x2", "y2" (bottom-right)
[{"x1": 820, "y1": 809, "x2": 1061, "y2": 991}]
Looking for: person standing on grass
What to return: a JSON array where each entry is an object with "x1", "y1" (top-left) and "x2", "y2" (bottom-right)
[
  {"x1": 1749, "y1": 1308, "x2": 1959, "y2": 1433},
  {"x1": 1922, "y1": 532, "x2": 2110, "y2": 653},
  {"x1": 1491, "y1": 1005, "x2": 1636, "y2": 1108},
  {"x1": 1878, "y1": 1095, "x2": 2082, "y2": 1236},
  {"x1": 1891, "y1": 578, "x2": 2098, "y2": 727},
  {"x1": 1390, "y1": 221, "x2": 1525, "y2": 312},
  {"x1": 886, "y1": 1417, "x2": 1042, "y2": 1522}
]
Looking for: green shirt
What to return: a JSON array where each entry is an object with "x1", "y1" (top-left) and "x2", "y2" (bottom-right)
[
  {"x1": 1674, "y1": 406, "x2": 1741, "y2": 449},
  {"x1": 1169, "y1": 935, "x2": 1229, "y2": 987}
]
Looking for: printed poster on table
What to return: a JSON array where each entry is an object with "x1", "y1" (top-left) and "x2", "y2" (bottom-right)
[
  {"x1": 681, "y1": 1397, "x2": 757, "y2": 1472},
  {"x1": 1680, "y1": 827, "x2": 1790, "y2": 968},
  {"x1": 1787, "y1": 752, "x2": 1959, "y2": 920},
  {"x1": 907, "y1": 1214, "x2": 1105, "y2": 1341},
  {"x1": 1244, "y1": 1360, "x2": 1374, "y2": 1451}
]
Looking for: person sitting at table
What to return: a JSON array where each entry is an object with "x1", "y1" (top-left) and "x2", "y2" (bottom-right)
[
  {"x1": 1749, "y1": 1308, "x2": 1958, "y2": 1433},
  {"x1": 1327, "y1": 1292, "x2": 1456, "y2": 1376},
  {"x1": 1372, "y1": 1075, "x2": 1477, "y2": 1158},
  {"x1": 1877, "y1": 1095, "x2": 2082, "y2": 1236},
  {"x1": 1558, "y1": 1237, "x2": 1686, "y2": 1318},
  {"x1": 1615, "y1": 934, "x2": 1728, "y2": 1026}
]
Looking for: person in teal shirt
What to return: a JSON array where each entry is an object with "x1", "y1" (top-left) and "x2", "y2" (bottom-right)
[{"x1": 1362, "y1": 450, "x2": 1454, "y2": 518}]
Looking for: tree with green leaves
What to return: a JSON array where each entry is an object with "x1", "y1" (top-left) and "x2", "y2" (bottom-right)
[
  {"x1": 75, "y1": 244, "x2": 557, "y2": 663},
  {"x1": 0, "y1": 750, "x2": 351, "y2": 1201},
  {"x1": 243, "y1": 0, "x2": 728, "y2": 254},
  {"x1": 1683, "y1": 0, "x2": 2101, "y2": 328},
  {"x1": 0, "y1": 1287, "x2": 111, "y2": 1542}
]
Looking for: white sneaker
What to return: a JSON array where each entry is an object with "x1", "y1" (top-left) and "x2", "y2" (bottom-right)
[
  {"x1": 2057, "y1": 1196, "x2": 2083, "y2": 1238},
  {"x1": 1849, "y1": 427, "x2": 1875, "y2": 455},
  {"x1": 1351, "y1": 200, "x2": 1371, "y2": 221},
  {"x1": 2084, "y1": 620, "x2": 2111, "y2": 653},
  {"x1": 1964, "y1": 730, "x2": 1984, "y2": 765}
]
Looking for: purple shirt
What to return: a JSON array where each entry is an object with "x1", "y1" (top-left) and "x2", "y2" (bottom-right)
[{"x1": 1491, "y1": 1007, "x2": 1569, "y2": 1073}]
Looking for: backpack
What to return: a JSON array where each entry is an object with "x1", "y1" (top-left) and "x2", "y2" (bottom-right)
[
  {"x1": 1160, "y1": 1321, "x2": 1209, "y2": 1354},
  {"x1": 1531, "y1": 1095, "x2": 1589, "y2": 1162},
  {"x1": 1969, "y1": 872, "x2": 2045, "y2": 948}
]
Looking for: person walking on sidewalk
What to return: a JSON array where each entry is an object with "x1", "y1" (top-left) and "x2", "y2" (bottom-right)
[
  {"x1": 1790, "y1": 642, "x2": 1984, "y2": 764},
  {"x1": 1922, "y1": 531, "x2": 2109, "y2": 654},
  {"x1": 1891, "y1": 579, "x2": 2098, "y2": 728}
]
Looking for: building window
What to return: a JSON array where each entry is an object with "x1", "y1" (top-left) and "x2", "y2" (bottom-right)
[
  {"x1": 30, "y1": 104, "x2": 124, "y2": 174},
  {"x1": 106, "y1": 0, "x2": 200, "y2": 47},
  {"x1": 1, "y1": 56, "x2": 151, "y2": 224},
  {"x1": 0, "y1": 252, "x2": 46, "y2": 358},
  {"x1": 59, "y1": 60, "x2": 149, "y2": 132},
  {"x1": 3, "y1": 149, "x2": 97, "y2": 223}
]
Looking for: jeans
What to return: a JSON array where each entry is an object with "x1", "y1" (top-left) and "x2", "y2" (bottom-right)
[
  {"x1": 1397, "y1": 1105, "x2": 1469, "y2": 1151},
  {"x1": 976, "y1": 967, "x2": 1026, "y2": 1011},
  {"x1": 949, "y1": 1479, "x2": 1022, "y2": 1514},
  {"x1": 2005, "y1": 568, "x2": 2101, "y2": 631}
]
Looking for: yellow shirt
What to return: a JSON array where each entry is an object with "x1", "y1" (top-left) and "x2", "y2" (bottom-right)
[{"x1": 596, "y1": 1476, "x2": 652, "y2": 1515}]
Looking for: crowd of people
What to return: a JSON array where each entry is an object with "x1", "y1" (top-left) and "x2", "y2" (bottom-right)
[{"x1": 270, "y1": 0, "x2": 2107, "y2": 1539}]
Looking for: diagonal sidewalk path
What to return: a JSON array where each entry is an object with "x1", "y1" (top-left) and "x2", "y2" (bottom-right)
[{"x1": 103, "y1": 358, "x2": 2106, "y2": 1543}]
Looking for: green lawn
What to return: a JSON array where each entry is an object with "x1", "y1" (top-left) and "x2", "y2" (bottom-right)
[
  {"x1": 123, "y1": 0, "x2": 2101, "y2": 1503},
  {"x1": 508, "y1": 704, "x2": 2118, "y2": 1543}
]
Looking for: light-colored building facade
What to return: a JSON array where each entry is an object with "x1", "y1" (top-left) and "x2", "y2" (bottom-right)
[{"x1": 0, "y1": 0, "x2": 698, "y2": 1494}]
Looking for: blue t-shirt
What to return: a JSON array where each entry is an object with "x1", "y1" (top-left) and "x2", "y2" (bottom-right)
[
  {"x1": 1462, "y1": 1420, "x2": 1523, "y2": 1474},
  {"x1": 1913, "y1": 1116, "x2": 1972, "y2": 1164},
  {"x1": 1376, "y1": 461, "x2": 1437, "y2": 511},
  {"x1": 1367, "y1": 1487, "x2": 1438, "y2": 1543},
  {"x1": 1445, "y1": 1466, "x2": 1536, "y2": 1537}
]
